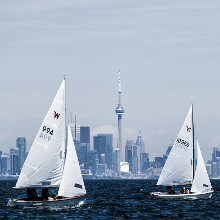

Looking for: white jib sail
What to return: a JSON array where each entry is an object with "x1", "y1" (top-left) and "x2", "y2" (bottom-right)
[
  {"x1": 58, "y1": 125, "x2": 86, "y2": 197},
  {"x1": 15, "y1": 80, "x2": 66, "y2": 189},
  {"x1": 157, "y1": 105, "x2": 194, "y2": 186},
  {"x1": 191, "y1": 140, "x2": 212, "y2": 193}
]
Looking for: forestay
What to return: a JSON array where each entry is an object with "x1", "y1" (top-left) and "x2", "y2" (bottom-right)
[
  {"x1": 191, "y1": 140, "x2": 212, "y2": 193},
  {"x1": 58, "y1": 125, "x2": 86, "y2": 197},
  {"x1": 15, "y1": 80, "x2": 66, "y2": 189},
  {"x1": 157, "y1": 105, "x2": 194, "y2": 186}
]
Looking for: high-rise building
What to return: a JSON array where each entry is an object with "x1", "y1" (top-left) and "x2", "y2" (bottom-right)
[
  {"x1": 80, "y1": 126, "x2": 90, "y2": 144},
  {"x1": 115, "y1": 71, "x2": 124, "y2": 164},
  {"x1": 113, "y1": 148, "x2": 120, "y2": 174},
  {"x1": 125, "y1": 140, "x2": 141, "y2": 173},
  {"x1": 141, "y1": 152, "x2": 149, "y2": 171},
  {"x1": 96, "y1": 134, "x2": 113, "y2": 170},
  {"x1": 100, "y1": 154, "x2": 105, "y2": 164},
  {"x1": 10, "y1": 148, "x2": 19, "y2": 175},
  {"x1": 93, "y1": 134, "x2": 113, "y2": 170},
  {"x1": 125, "y1": 140, "x2": 134, "y2": 163},
  {"x1": 136, "y1": 131, "x2": 145, "y2": 153},
  {"x1": 212, "y1": 148, "x2": 220, "y2": 163},
  {"x1": 166, "y1": 141, "x2": 174, "y2": 156},
  {"x1": 94, "y1": 135, "x2": 107, "y2": 161},
  {"x1": 87, "y1": 150, "x2": 99, "y2": 176},
  {"x1": 1, "y1": 156, "x2": 7, "y2": 174},
  {"x1": 133, "y1": 145, "x2": 141, "y2": 173},
  {"x1": 136, "y1": 131, "x2": 146, "y2": 172},
  {"x1": 16, "y1": 137, "x2": 26, "y2": 173},
  {"x1": 131, "y1": 157, "x2": 138, "y2": 174},
  {"x1": 69, "y1": 114, "x2": 80, "y2": 140},
  {"x1": 98, "y1": 164, "x2": 107, "y2": 175},
  {"x1": 77, "y1": 144, "x2": 89, "y2": 165},
  {"x1": 75, "y1": 126, "x2": 90, "y2": 165},
  {"x1": 212, "y1": 162, "x2": 219, "y2": 178},
  {"x1": 125, "y1": 140, "x2": 133, "y2": 172},
  {"x1": 155, "y1": 157, "x2": 166, "y2": 167}
]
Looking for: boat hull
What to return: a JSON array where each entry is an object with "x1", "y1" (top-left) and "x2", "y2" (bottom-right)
[
  {"x1": 150, "y1": 191, "x2": 213, "y2": 200},
  {"x1": 8, "y1": 194, "x2": 86, "y2": 207}
]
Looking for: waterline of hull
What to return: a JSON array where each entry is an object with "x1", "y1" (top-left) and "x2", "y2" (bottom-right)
[
  {"x1": 8, "y1": 194, "x2": 86, "y2": 207},
  {"x1": 150, "y1": 191, "x2": 213, "y2": 200}
]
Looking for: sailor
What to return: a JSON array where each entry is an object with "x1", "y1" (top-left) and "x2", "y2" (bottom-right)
[
  {"x1": 166, "y1": 186, "x2": 175, "y2": 194},
  {"x1": 27, "y1": 188, "x2": 38, "y2": 200},
  {"x1": 41, "y1": 188, "x2": 49, "y2": 200},
  {"x1": 180, "y1": 187, "x2": 189, "y2": 194}
]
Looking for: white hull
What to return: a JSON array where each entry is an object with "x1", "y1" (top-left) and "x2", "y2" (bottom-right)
[
  {"x1": 150, "y1": 191, "x2": 213, "y2": 200},
  {"x1": 8, "y1": 194, "x2": 86, "y2": 207}
]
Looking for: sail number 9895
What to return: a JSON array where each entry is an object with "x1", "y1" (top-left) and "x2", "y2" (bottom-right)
[
  {"x1": 174, "y1": 137, "x2": 189, "y2": 151},
  {"x1": 40, "y1": 126, "x2": 54, "y2": 141}
]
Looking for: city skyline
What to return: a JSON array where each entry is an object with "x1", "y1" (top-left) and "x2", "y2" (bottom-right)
[
  {"x1": 1, "y1": 1, "x2": 220, "y2": 163},
  {"x1": 2, "y1": 132, "x2": 219, "y2": 179}
]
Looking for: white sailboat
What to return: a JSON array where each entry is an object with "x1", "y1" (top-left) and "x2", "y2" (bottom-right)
[
  {"x1": 150, "y1": 105, "x2": 213, "y2": 199},
  {"x1": 8, "y1": 79, "x2": 86, "y2": 206}
]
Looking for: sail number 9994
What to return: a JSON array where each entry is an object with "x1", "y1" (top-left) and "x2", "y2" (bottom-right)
[{"x1": 40, "y1": 126, "x2": 54, "y2": 141}]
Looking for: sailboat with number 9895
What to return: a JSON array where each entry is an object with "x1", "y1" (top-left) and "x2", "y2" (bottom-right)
[
  {"x1": 150, "y1": 105, "x2": 213, "y2": 199},
  {"x1": 8, "y1": 78, "x2": 87, "y2": 206}
]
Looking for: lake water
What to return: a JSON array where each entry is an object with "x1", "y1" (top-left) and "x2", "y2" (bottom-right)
[{"x1": 0, "y1": 179, "x2": 219, "y2": 219}]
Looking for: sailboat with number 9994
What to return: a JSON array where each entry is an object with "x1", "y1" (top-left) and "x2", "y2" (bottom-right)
[
  {"x1": 150, "y1": 105, "x2": 213, "y2": 199},
  {"x1": 8, "y1": 78, "x2": 87, "y2": 206}
]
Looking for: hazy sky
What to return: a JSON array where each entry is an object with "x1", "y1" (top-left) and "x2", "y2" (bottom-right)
[{"x1": 1, "y1": 0, "x2": 220, "y2": 162}]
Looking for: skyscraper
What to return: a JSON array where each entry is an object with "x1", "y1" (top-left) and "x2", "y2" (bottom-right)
[
  {"x1": 115, "y1": 71, "x2": 124, "y2": 163},
  {"x1": 96, "y1": 134, "x2": 113, "y2": 170},
  {"x1": 10, "y1": 148, "x2": 19, "y2": 175},
  {"x1": 113, "y1": 148, "x2": 120, "y2": 174},
  {"x1": 136, "y1": 131, "x2": 146, "y2": 172},
  {"x1": 125, "y1": 140, "x2": 142, "y2": 173},
  {"x1": 93, "y1": 135, "x2": 107, "y2": 161},
  {"x1": 77, "y1": 126, "x2": 90, "y2": 165},
  {"x1": 80, "y1": 126, "x2": 90, "y2": 144},
  {"x1": 136, "y1": 131, "x2": 145, "y2": 153},
  {"x1": 69, "y1": 114, "x2": 80, "y2": 141},
  {"x1": 16, "y1": 137, "x2": 26, "y2": 173}
]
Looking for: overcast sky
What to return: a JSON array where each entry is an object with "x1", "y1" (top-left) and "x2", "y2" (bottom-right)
[{"x1": 1, "y1": 0, "x2": 220, "y2": 162}]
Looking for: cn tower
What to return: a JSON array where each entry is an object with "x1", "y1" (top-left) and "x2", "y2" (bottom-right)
[{"x1": 115, "y1": 71, "x2": 124, "y2": 163}]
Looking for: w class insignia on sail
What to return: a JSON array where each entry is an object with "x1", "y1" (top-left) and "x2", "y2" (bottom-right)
[
  {"x1": 186, "y1": 125, "x2": 191, "y2": 132},
  {"x1": 54, "y1": 111, "x2": 60, "y2": 119}
]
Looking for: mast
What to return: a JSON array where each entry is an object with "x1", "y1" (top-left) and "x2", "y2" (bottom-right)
[
  {"x1": 75, "y1": 114, "x2": 76, "y2": 139},
  {"x1": 192, "y1": 103, "x2": 195, "y2": 180},
  {"x1": 64, "y1": 75, "x2": 66, "y2": 149}
]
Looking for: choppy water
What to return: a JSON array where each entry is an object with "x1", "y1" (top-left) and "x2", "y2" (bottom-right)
[{"x1": 0, "y1": 179, "x2": 220, "y2": 219}]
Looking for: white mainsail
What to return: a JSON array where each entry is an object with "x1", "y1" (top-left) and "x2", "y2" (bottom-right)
[
  {"x1": 58, "y1": 125, "x2": 86, "y2": 197},
  {"x1": 15, "y1": 80, "x2": 66, "y2": 189},
  {"x1": 157, "y1": 105, "x2": 194, "y2": 186},
  {"x1": 191, "y1": 140, "x2": 212, "y2": 193}
]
